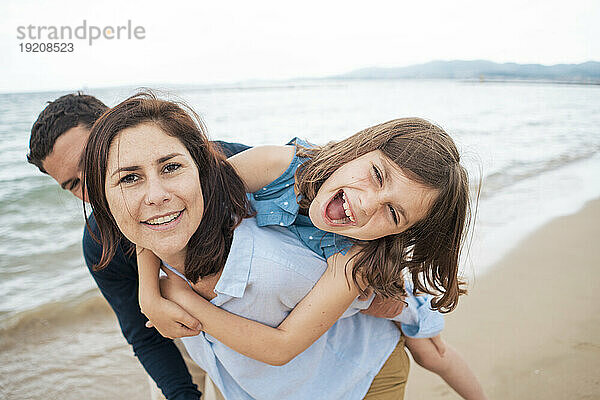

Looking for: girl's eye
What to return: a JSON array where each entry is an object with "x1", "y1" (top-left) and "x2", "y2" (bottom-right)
[
  {"x1": 388, "y1": 204, "x2": 398, "y2": 225},
  {"x1": 119, "y1": 174, "x2": 139, "y2": 185},
  {"x1": 372, "y1": 165, "x2": 383, "y2": 186},
  {"x1": 163, "y1": 163, "x2": 181, "y2": 173}
]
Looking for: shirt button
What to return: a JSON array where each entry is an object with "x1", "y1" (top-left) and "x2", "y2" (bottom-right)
[
  {"x1": 270, "y1": 211, "x2": 274, "y2": 214},
  {"x1": 283, "y1": 201, "x2": 288, "y2": 206},
  {"x1": 263, "y1": 187, "x2": 267, "y2": 190},
  {"x1": 279, "y1": 222, "x2": 284, "y2": 226},
  {"x1": 285, "y1": 183, "x2": 290, "y2": 187},
  {"x1": 309, "y1": 236, "x2": 313, "y2": 240}
]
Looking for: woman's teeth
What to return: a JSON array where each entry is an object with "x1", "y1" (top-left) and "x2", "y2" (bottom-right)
[
  {"x1": 341, "y1": 192, "x2": 355, "y2": 223},
  {"x1": 145, "y1": 212, "x2": 181, "y2": 225}
]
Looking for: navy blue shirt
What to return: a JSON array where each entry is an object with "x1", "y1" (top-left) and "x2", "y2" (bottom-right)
[{"x1": 82, "y1": 141, "x2": 250, "y2": 400}]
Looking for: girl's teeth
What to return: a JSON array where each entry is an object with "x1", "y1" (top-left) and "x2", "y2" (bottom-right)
[
  {"x1": 341, "y1": 192, "x2": 355, "y2": 222},
  {"x1": 345, "y1": 209, "x2": 355, "y2": 222}
]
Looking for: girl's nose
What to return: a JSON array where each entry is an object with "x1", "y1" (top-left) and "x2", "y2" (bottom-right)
[
  {"x1": 144, "y1": 179, "x2": 171, "y2": 205},
  {"x1": 360, "y1": 191, "x2": 380, "y2": 216}
]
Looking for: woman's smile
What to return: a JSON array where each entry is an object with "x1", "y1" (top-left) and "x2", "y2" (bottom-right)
[{"x1": 141, "y1": 209, "x2": 185, "y2": 231}]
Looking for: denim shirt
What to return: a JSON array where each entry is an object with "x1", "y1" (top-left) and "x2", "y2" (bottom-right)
[
  {"x1": 248, "y1": 138, "x2": 444, "y2": 338},
  {"x1": 249, "y1": 138, "x2": 352, "y2": 259},
  {"x1": 176, "y1": 219, "x2": 400, "y2": 400}
]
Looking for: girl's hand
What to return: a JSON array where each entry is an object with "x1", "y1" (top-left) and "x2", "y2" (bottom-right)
[
  {"x1": 143, "y1": 296, "x2": 202, "y2": 339},
  {"x1": 361, "y1": 293, "x2": 406, "y2": 319},
  {"x1": 142, "y1": 268, "x2": 202, "y2": 339}
]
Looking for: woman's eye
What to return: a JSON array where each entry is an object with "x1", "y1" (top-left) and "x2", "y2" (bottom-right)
[
  {"x1": 388, "y1": 205, "x2": 398, "y2": 225},
  {"x1": 163, "y1": 163, "x2": 181, "y2": 173},
  {"x1": 119, "y1": 174, "x2": 138, "y2": 184},
  {"x1": 372, "y1": 165, "x2": 383, "y2": 186}
]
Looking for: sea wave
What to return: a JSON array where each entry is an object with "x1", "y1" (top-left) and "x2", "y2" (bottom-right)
[
  {"x1": 0, "y1": 290, "x2": 107, "y2": 337},
  {"x1": 481, "y1": 145, "x2": 600, "y2": 197}
]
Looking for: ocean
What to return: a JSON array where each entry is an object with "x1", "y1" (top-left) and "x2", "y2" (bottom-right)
[{"x1": 1, "y1": 79, "x2": 599, "y2": 398}]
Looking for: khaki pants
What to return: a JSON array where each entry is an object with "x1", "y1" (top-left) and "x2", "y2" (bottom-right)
[
  {"x1": 364, "y1": 335, "x2": 410, "y2": 399},
  {"x1": 148, "y1": 339, "x2": 225, "y2": 400},
  {"x1": 150, "y1": 337, "x2": 408, "y2": 400}
]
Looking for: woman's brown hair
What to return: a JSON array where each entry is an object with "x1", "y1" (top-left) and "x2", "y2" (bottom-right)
[
  {"x1": 296, "y1": 118, "x2": 473, "y2": 312},
  {"x1": 83, "y1": 91, "x2": 252, "y2": 283}
]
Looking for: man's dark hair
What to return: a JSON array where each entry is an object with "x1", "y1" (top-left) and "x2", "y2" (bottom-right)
[{"x1": 27, "y1": 93, "x2": 108, "y2": 173}]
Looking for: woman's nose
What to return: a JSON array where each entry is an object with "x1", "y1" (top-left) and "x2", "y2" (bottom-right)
[{"x1": 144, "y1": 178, "x2": 171, "y2": 205}]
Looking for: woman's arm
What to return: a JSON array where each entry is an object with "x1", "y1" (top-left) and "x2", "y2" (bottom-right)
[
  {"x1": 161, "y1": 248, "x2": 363, "y2": 366},
  {"x1": 137, "y1": 247, "x2": 201, "y2": 338},
  {"x1": 227, "y1": 145, "x2": 295, "y2": 193}
]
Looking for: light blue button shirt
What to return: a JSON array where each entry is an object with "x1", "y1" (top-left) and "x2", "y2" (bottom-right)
[
  {"x1": 248, "y1": 137, "x2": 444, "y2": 339},
  {"x1": 178, "y1": 218, "x2": 400, "y2": 400}
]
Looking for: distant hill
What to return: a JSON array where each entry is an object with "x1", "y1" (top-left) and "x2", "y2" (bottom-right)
[{"x1": 333, "y1": 60, "x2": 600, "y2": 82}]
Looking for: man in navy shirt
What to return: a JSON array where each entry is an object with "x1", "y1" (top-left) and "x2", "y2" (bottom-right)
[{"x1": 28, "y1": 93, "x2": 249, "y2": 400}]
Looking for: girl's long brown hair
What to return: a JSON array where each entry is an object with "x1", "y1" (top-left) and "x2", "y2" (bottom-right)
[
  {"x1": 83, "y1": 91, "x2": 252, "y2": 283},
  {"x1": 296, "y1": 118, "x2": 473, "y2": 312}
]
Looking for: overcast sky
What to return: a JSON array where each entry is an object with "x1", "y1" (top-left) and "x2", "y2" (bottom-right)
[{"x1": 1, "y1": 0, "x2": 599, "y2": 93}]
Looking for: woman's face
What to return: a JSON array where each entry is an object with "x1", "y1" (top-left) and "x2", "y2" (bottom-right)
[
  {"x1": 105, "y1": 122, "x2": 204, "y2": 259},
  {"x1": 308, "y1": 150, "x2": 438, "y2": 240}
]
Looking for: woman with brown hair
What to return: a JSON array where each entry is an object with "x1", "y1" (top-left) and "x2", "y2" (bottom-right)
[{"x1": 84, "y1": 91, "x2": 410, "y2": 399}]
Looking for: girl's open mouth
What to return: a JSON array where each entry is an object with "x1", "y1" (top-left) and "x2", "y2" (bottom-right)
[
  {"x1": 141, "y1": 210, "x2": 184, "y2": 231},
  {"x1": 324, "y1": 190, "x2": 356, "y2": 225}
]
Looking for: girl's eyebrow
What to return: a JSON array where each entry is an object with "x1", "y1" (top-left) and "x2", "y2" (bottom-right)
[{"x1": 110, "y1": 153, "x2": 183, "y2": 179}]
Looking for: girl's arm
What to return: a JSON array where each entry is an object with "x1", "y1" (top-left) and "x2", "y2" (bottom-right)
[
  {"x1": 137, "y1": 247, "x2": 202, "y2": 338},
  {"x1": 161, "y1": 248, "x2": 364, "y2": 366},
  {"x1": 227, "y1": 145, "x2": 295, "y2": 193},
  {"x1": 137, "y1": 246, "x2": 160, "y2": 308}
]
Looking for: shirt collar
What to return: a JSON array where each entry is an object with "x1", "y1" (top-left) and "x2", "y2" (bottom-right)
[{"x1": 212, "y1": 219, "x2": 254, "y2": 305}]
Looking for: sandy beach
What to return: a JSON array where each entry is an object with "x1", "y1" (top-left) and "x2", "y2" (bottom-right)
[
  {"x1": 406, "y1": 198, "x2": 600, "y2": 399},
  {"x1": 2, "y1": 199, "x2": 599, "y2": 399}
]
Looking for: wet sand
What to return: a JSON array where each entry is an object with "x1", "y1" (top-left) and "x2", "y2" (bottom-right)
[
  {"x1": 406, "y1": 199, "x2": 600, "y2": 399},
  {"x1": 0, "y1": 297, "x2": 150, "y2": 399}
]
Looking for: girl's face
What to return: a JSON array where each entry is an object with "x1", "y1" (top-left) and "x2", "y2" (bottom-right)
[
  {"x1": 308, "y1": 150, "x2": 438, "y2": 240},
  {"x1": 104, "y1": 123, "x2": 204, "y2": 260}
]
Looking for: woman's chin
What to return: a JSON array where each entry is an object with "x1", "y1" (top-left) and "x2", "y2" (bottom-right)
[{"x1": 145, "y1": 242, "x2": 186, "y2": 260}]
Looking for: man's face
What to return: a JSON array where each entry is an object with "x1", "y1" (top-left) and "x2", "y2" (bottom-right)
[{"x1": 42, "y1": 124, "x2": 90, "y2": 201}]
